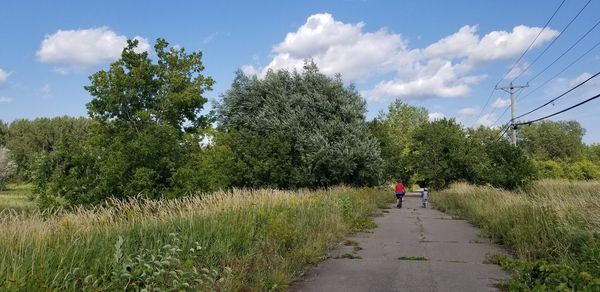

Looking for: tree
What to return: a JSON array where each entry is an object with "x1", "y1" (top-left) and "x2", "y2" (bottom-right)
[
  {"x1": 0, "y1": 147, "x2": 16, "y2": 190},
  {"x1": 6, "y1": 117, "x2": 91, "y2": 181},
  {"x1": 518, "y1": 120, "x2": 585, "y2": 161},
  {"x1": 410, "y1": 119, "x2": 471, "y2": 189},
  {"x1": 369, "y1": 99, "x2": 428, "y2": 182},
  {"x1": 217, "y1": 62, "x2": 382, "y2": 188},
  {"x1": 34, "y1": 39, "x2": 215, "y2": 206},
  {"x1": 0, "y1": 120, "x2": 7, "y2": 146}
]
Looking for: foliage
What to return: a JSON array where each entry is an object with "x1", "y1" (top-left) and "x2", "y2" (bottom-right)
[
  {"x1": 6, "y1": 117, "x2": 91, "y2": 181},
  {"x1": 409, "y1": 119, "x2": 473, "y2": 189},
  {"x1": 62, "y1": 233, "x2": 232, "y2": 291},
  {"x1": 32, "y1": 39, "x2": 215, "y2": 206},
  {"x1": 369, "y1": 99, "x2": 428, "y2": 183},
  {"x1": 217, "y1": 62, "x2": 382, "y2": 188},
  {"x1": 0, "y1": 147, "x2": 16, "y2": 191},
  {"x1": 518, "y1": 120, "x2": 585, "y2": 161},
  {"x1": 433, "y1": 181, "x2": 600, "y2": 290},
  {"x1": 466, "y1": 127, "x2": 535, "y2": 189},
  {"x1": 0, "y1": 120, "x2": 7, "y2": 146},
  {"x1": 0, "y1": 187, "x2": 393, "y2": 291}
]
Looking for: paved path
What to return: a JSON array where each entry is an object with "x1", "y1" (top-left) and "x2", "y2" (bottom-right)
[{"x1": 291, "y1": 194, "x2": 509, "y2": 292}]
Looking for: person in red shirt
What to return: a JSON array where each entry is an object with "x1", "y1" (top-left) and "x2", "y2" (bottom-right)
[{"x1": 395, "y1": 180, "x2": 405, "y2": 208}]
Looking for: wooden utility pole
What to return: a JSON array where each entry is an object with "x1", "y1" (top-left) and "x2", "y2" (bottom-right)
[{"x1": 496, "y1": 82, "x2": 528, "y2": 146}]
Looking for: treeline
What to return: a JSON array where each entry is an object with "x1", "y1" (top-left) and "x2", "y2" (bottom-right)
[{"x1": 0, "y1": 39, "x2": 598, "y2": 207}]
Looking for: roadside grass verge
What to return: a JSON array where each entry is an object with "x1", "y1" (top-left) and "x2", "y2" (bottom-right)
[
  {"x1": 0, "y1": 183, "x2": 35, "y2": 213},
  {"x1": 432, "y1": 180, "x2": 600, "y2": 290},
  {"x1": 0, "y1": 187, "x2": 393, "y2": 291}
]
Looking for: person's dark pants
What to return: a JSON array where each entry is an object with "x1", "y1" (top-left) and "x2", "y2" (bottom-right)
[{"x1": 395, "y1": 192, "x2": 405, "y2": 208}]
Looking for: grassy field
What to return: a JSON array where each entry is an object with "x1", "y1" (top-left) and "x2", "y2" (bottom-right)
[
  {"x1": 0, "y1": 183, "x2": 35, "y2": 213},
  {"x1": 0, "y1": 187, "x2": 393, "y2": 291},
  {"x1": 432, "y1": 180, "x2": 600, "y2": 290}
]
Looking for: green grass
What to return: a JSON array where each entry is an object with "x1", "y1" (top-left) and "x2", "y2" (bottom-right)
[
  {"x1": 0, "y1": 187, "x2": 393, "y2": 291},
  {"x1": 432, "y1": 180, "x2": 600, "y2": 290},
  {"x1": 0, "y1": 183, "x2": 35, "y2": 213}
]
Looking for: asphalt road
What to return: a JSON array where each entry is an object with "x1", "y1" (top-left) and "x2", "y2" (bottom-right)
[{"x1": 290, "y1": 193, "x2": 510, "y2": 292}]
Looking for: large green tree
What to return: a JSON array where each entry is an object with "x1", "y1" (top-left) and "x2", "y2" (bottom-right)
[
  {"x1": 369, "y1": 100, "x2": 428, "y2": 182},
  {"x1": 217, "y1": 62, "x2": 382, "y2": 188},
  {"x1": 6, "y1": 117, "x2": 91, "y2": 181},
  {"x1": 518, "y1": 120, "x2": 585, "y2": 161},
  {"x1": 34, "y1": 39, "x2": 215, "y2": 206}
]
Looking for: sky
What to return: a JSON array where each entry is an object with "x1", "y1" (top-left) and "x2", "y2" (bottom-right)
[{"x1": 1, "y1": 0, "x2": 599, "y2": 143}]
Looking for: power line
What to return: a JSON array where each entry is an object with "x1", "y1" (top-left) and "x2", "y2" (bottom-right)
[
  {"x1": 495, "y1": 124, "x2": 512, "y2": 143},
  {"x1": 471, "y1": 0, "x2": 568, "y2": 127},
  {"x1": 518, "y1": 38, "x2": 600, "y2": 102},
  {"x1": 515, "y1": 92, "x2": 600, "y2": 126},
  {"x1": 523, "y1": 18, "x2": 600, "y2": 85},
  {"x1": 515, "y1": 71, "x2": 600, "y2": 120},
  {"x1": 510, "y1": 0, "x2": 593, "y2": 82},
  {"x1": 504, "y1": 0, "x2": 567, "y2": 79}
]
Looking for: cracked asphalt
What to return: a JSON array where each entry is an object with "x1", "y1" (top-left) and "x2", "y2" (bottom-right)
[{"x1": 290, "y1": 193, "x2": 510, "y2": 292}]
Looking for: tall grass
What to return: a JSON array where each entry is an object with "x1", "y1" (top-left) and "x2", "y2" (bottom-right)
[
  {"x1": 0, "y1": 187, "x2": 392, "y2": 291},
  {"x1": 0, "y1": 183, "x2": 35, "y2": 213},
  {"x1": 432, "y1": 180, "x2": 600, "y2": 290}
]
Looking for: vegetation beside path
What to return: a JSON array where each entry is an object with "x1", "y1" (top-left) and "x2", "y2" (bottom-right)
[
  {"x1": 432, "y1": 180, "x2": 600, "y2": 290},
  {"x1": 0, "y1": 187, "x2": 393, "y2": 291}
]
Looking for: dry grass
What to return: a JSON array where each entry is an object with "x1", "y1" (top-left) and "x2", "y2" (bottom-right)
[
  {"x1": 0, "y1": 186, "x2": 392, "y2": 291},
  {"x1": 433, "y1": 180, "x2": 600, "y2": 260}
]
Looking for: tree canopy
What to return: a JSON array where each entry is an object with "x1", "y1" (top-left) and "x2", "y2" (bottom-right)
[{"x1": 217, "y1": 62, "x2": 383, "y2": 188}]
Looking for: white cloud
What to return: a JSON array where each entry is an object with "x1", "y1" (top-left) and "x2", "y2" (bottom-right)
[
  {"x1": 505, "y1": 61, "x2": 530, "y2": 80},
  {"x1": 37, "y1": 27, "x2": 149, "y2": 71},
  {"x1": 458, "y1": 107, "x2": 477, "y2": 116},
  {"x1": 0, "y1": 68, "x2": 10, "y2": 84},
  {"x1": 39, "y1": 83, "x2": 51, "y2": 98},
  {"x1": 0, "y1": 96, "x2": 12, "y2": 103},
  {"x1": 428, "y1": 112, "x2": 445, "y2": 121},
  {"x1": 493, "y1": 98, "x2": 511, "y2": 108},
  {"x1": 475, "y1": 113, "x2": 497, "y2": 127},
  {"x1": 246, "y1": 13, "x2": 558, "y2": 101}
]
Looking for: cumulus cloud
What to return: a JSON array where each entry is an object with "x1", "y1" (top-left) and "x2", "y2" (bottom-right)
[
  {"x1": 493, "y1": 98, "x2": 511, "y2": 108},
  {"x1": 37, "y1": 27, "x2": 149, "y2": 72},
  {"x1": 0, "y1": 68, "x2": 9, "y2": 84},
  {"x1": 428, "y1": 112, "x2": 446, "y2": 121},
  {"x1": 245, "y1": 13, "x2": 558, "y2": 100},
  {"x1": 475, "y1": 113, "x2": 497, "y2": 127},
  {"x1": 0, "y1": 96, "x2": 11, "y2": 103},
  {"x1": 458, "y1": 107, "x2": 477, "y2": 116}
]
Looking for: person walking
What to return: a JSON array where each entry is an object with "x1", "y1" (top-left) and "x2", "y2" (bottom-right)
[
  {"x1": 421, "y1": 187, "x2": 429, "y2": 208},
  {"x1": 395, "y1": 180, "x2": 405, "y2": 208}
]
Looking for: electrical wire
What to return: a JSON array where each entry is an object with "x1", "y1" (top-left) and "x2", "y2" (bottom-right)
[
  {"x1": 471, "y1": 0, "x2": 568, "y2": 127},
  {"x1": 515, "y1": 92, "x2": 600, "y2": 126},
  {"x1": 515, "y1": 71, "x2": 600, "y2": 120},
  {"x1": 510, "y1": 0, "x2": 593, "y2": 82}
]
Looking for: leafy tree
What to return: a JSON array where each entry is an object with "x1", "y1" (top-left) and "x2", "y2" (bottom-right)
[
  {"x1": 0, "y1": 120, "x2": 7, "y2": 146},
  {"x1": 217, "y1": 62, "x2": 382, "y2": 188},
  {"x1": 6, "y1": 117, "x2": 91, "y2": 181},
  {"x1": 518, "y1": 120, "x2": 585, "y2": 161},
  {"x1": 410, "y1": 119, "x2": 471, "y2": 189},
  {"x1": 34, "y1": 39, "x2": 215, "y2": 205},
  {"x1": 0, "y1": 147, "x2": 16, "y2": 190},
  {"x1": 369, "y1": 100, "x2": 428, "y2": 182}
]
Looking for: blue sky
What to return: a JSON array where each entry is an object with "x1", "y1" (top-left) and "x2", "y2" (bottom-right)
[{"x1": 1, "y1": 0, "x2": 599, "y2": 143}]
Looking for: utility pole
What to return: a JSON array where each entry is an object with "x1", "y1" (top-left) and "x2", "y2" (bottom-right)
[{"x1": 496, "y1": 82, "x2": 528, "y2": 146}]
